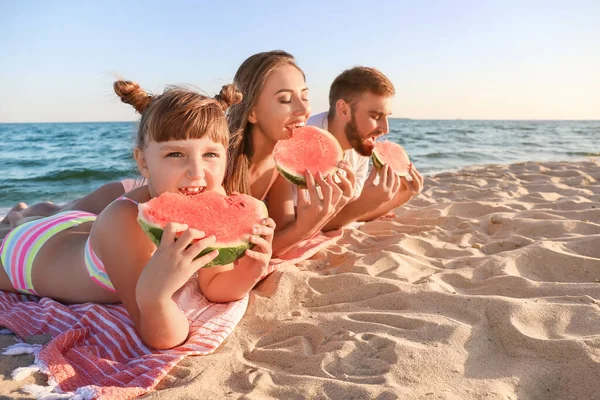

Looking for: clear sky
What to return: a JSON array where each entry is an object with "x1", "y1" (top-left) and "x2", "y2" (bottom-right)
[{"x1": 1, "y1": 0, "x2": 599, "y2": 122}]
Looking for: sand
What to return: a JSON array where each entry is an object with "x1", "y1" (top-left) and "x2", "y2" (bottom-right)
[{"x1": 2, "y1": 159, "x2": 600, "y2": 400}]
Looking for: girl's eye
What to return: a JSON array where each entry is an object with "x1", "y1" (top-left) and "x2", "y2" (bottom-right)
[
  {"x1": 166, "y1": 152, "x2": 184, "y2": 158},
  {"x1": 279, "y1": 98, "x2": 292, "y2": 104},
  {"x1": 372, "y1": 115, "x2": 381, "y2": 121},
  {"x1": 301, "y1": 98, "x2": 309, "y2": 102},
  {"x1": 204, "y1": 152, "x2": 220, "y2": 158}
]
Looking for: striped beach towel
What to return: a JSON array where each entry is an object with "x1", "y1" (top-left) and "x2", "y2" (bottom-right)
[{"x1": 0, "y1": 229, "x2": 342, "y2": 399}]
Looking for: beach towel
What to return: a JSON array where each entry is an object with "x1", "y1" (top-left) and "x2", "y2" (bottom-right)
[{"x1": 0, "y1": 229, "x2": 342, "y2": 400}]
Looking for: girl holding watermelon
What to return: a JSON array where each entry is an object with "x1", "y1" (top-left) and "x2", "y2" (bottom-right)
[{"x1": 0, "y1": 81, "x2": 276, "y2": 349}]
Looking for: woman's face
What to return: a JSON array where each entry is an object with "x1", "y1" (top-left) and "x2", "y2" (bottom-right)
[{"x1": 248, "y1": 64, "x2": 311, "y2": 142}]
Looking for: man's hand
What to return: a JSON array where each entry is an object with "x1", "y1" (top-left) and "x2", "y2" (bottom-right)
[
  {"x1": 390, "y1": 164, "x2": 424, "y2": 208},
  {"x1": 359, "y1": 164, "x2": 402, "y2": 206}
]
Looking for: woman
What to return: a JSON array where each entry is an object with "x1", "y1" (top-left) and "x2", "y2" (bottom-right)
[{"x1": 224, "y1": 50, "x2": 355, "y2": 254}]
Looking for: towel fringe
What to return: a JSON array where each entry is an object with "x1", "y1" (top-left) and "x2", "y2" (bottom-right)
[
  {"x1": 2, "y1": 342, "x2": 42, "y2": 355},
  {"x1": 12, "y1": 364, "x2": 40, "y2": 380},
  {"x1": 21, "y1": 383, "x2": 96, "y2": 400},
  {"x1": 75, "y1": 386, "x2": 98, "y2": 400},
  {"x1": 21, "y1": 383, "x2": 63, "y2": 400}
]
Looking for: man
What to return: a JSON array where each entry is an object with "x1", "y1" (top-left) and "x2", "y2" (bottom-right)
[{"x1": 307, "y1": 67, "x2": 424, "y2": 230}]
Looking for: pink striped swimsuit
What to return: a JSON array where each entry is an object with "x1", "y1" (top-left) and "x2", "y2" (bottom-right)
[
  {"x1": 1, "y1": 211, "x2": 96, "y2": 295},
  {"x1": 1, "y1": 197, "x2": 138, "y2": 295}
]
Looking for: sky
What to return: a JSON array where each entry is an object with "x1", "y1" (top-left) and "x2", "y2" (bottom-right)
[{"x1": 1, "y1": 0, "x2": 599, "y2": 122}]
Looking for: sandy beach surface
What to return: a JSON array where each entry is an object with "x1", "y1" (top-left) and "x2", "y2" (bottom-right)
[{"x1": 2, "y1": 159, "x2": 599, "y2": 400}]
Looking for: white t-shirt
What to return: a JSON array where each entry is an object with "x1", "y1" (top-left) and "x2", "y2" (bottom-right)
[{"x1": 306, "y1": 111, "x2": 370, "y2": 197}]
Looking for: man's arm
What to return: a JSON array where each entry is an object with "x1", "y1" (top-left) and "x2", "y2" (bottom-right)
[
  {"x1": 323, "y1": 163, "x2": 398, "y2": 230},
  {"x1": 358, "y1": 166, "x2": 424, "y2": 221},
  {"x1": 324, "y1": 165, "x2": 424, "y2": 230},
  {"x1": 323, "y1": 192, "x2": 383, "y2": 230}
]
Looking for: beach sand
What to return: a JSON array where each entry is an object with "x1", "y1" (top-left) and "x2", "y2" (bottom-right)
[{"x1": 2, "y1": 159, "x2": 599, "y2": 399}]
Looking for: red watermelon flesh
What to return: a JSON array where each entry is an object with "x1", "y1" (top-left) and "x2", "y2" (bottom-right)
[
  {"x1": 372, "y1": 141, "x2": 411, "y2": 177},
  {"x1": 273, "y1": 126, "x2": 344, "y2": 187},
  {"x1": 138, "y1": 191, "x2": 268, "y2": 267}
]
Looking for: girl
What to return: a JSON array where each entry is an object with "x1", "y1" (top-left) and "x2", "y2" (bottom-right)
[{"x1": 0, "y1": 81, "x2": 275, "y2": 350}]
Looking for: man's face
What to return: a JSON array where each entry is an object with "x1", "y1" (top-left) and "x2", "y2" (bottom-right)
[{"x1": 344, "y1": 92, "x2": 393, "y2": 156}]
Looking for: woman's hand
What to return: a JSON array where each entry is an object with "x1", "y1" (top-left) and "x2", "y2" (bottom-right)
[
  {"x1": 296, "y1": 169, "x2": 344, "y2": 235},
  {"x1": 135, "y1": 222, "x2": 218, "y2": 308},
  {"x1": 332, "y1": 160, "x2": 356, "y2": 211}
]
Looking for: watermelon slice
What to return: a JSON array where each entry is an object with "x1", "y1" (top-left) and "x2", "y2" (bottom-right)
[
  {"x1": 273, "y1": 126, "x2": 344, "y2": 187},
  {"x1": 137, "y1": 191, "x2": 268, "y2": 267},
  {"x1": 372, "y1": 141, "x2": 411, "y2": 177}
]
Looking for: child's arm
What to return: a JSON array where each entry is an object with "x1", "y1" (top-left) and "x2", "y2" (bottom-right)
[
  {"x1": 197, "y1": 218, "x2": 275, "y2": 302},
  {"x1": 95, "y1": 201, "x2": 218, "y2": 349}
]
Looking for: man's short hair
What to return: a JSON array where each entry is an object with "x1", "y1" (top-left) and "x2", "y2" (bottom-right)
[{"x1": 328, "y1": 67, "x2": 395, "y2": 116}]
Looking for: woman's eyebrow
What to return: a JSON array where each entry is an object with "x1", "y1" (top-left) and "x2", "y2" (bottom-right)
[{"x1": 275, "y1": 87, "x2": 309, "y2": 94}]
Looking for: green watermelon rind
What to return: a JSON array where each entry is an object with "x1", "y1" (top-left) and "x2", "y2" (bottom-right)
[
  {"x1": 371, "y1": 148, "x2": 410, "y2": 177},
  {"x1": 275, "y1": 165, "x2": 340, "y2": 188},
  {"x1": 371, "y1": 149, "x2": 385, "y2": 171},
  {"x1": 137, "y1": 199, "x2": 268, "y2": 268}
]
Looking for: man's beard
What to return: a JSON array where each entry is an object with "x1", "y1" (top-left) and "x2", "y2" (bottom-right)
[{"x1": 344, "y1": 113, "x2": 376, "y2": 157}]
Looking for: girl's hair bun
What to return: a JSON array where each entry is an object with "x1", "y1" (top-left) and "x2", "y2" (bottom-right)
[{"x1": 113, "y1": 80, "x2": 154, "y2": 113}]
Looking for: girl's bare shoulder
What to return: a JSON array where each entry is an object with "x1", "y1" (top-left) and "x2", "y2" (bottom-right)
[{"x1": 91, "y1": 188, "x2": 154, "y2": 256}]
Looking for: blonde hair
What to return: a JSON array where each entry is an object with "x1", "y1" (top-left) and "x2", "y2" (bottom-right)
[
  {"x1": 114, "y1": 80, "x2": 242, "y2": 149},
  {"x1": 328, "y1": 67, "x2": 395, "y2": 116},
  {"x1": 224, "y1": 50, "x2": 304, "y2": 194}
]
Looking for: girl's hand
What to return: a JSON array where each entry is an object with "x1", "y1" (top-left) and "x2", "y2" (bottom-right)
[
  {"x1": 235, "y1": 218, "x2": 275, "y2": 279},
  {"x1": 296, "y1": 169, "x2": 343, "y2": 233},
  {"x1": 136, "y1": 222, "x2": 219, "y2": 307}
]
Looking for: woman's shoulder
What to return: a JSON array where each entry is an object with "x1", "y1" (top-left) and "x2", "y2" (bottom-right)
[{"x1": 267, "y1": 173, "x2": 294, "y2": 197}]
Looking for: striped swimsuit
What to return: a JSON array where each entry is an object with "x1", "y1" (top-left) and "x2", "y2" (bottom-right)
[
  {"x1": 1, "y1": 211, "x2": 96, "y2": 295},
  {"x1": 1, "y1": 196, "x2": 138, "y2": 295}
]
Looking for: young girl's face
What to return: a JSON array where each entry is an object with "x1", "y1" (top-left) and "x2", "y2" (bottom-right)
[
  {"x1": 136, "y1": 137, "x2": 227, "y2": 197},
  {"x1": 248, "y1": 64, "x2": 311, "y2": 142}
]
